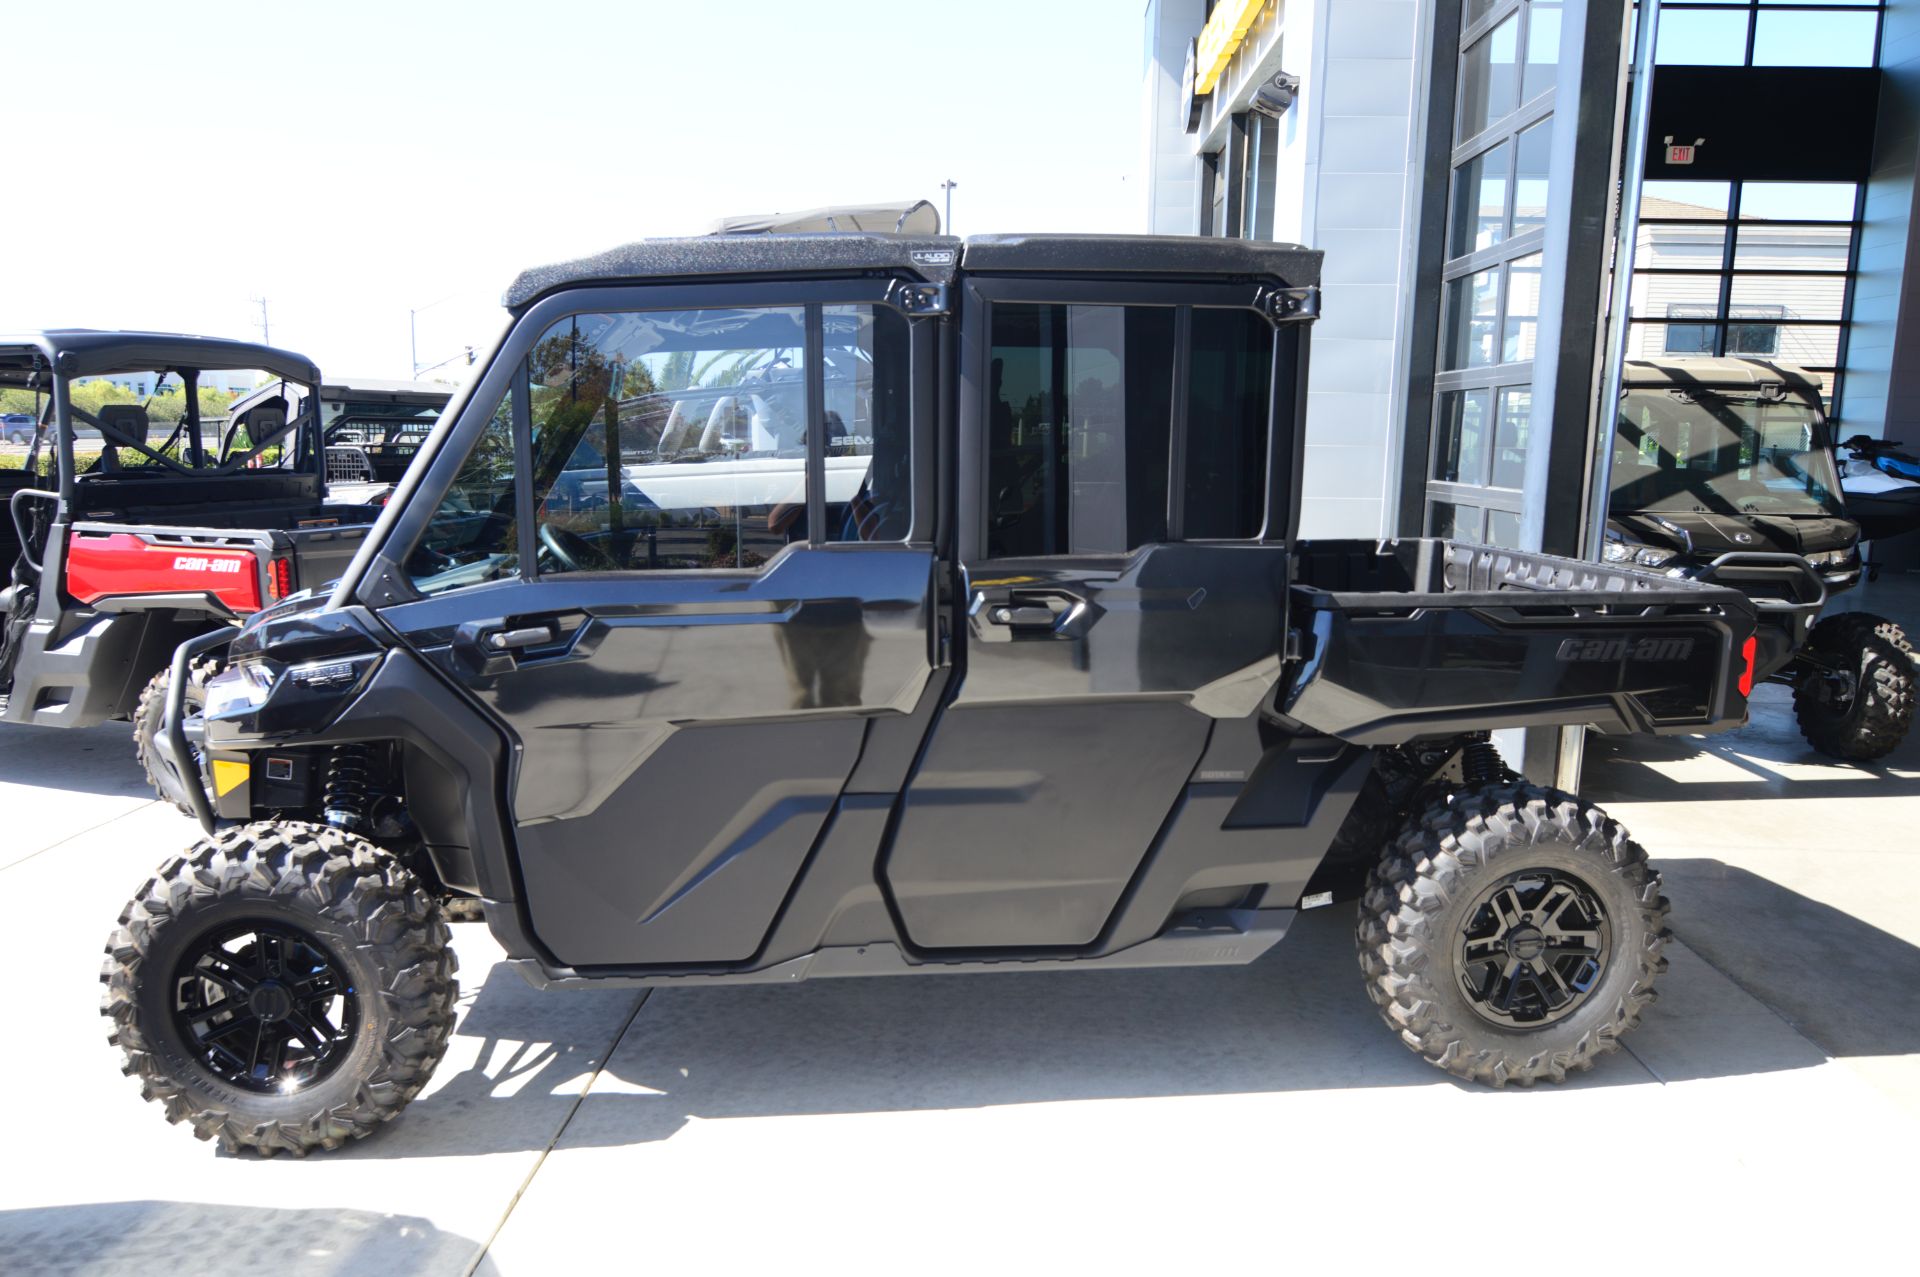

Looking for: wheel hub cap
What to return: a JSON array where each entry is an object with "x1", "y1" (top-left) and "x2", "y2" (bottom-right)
[
  {"x1": 247, "y1": 982, "x2": 294, "y2": 1023},
  {"x1": 1506, "y1": 926, "x2": 1547, "y2": 962}
]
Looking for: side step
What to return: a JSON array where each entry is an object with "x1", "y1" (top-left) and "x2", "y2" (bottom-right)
[{"x1": 508, "y1": 907, "x2": 1296, "y2": 991}]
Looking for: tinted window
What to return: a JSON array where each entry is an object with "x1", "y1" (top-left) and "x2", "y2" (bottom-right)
[
  {"x1": 522, "y1": 305, "x2": 912, "y2": 574},
  {"x1": 527, "y1": 308, "x2": 805, "y2": 573},
  {"x1": 987, "y1": 304, "x2": 1174, "y2": 558},
  {"x1": 1184, "y1": 308, "x2": 1272, "y2": 539},
  {"x1": 407, "y1": 394, "x2": 518, "y2": 595}
]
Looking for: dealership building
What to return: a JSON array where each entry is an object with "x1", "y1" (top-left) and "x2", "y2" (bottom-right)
[{"x1": 1140, "y1": 0, "x2": 1910, "y2": 559}]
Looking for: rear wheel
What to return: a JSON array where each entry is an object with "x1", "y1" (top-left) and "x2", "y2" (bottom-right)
[
  {"x1": 1792, "y1": 612, "x2": 1914, "y2": 761},
  {"x1": 132, "y1": 656, "x2": 221, "y2": 816},
  {"x1": 1357, "y1": 783, "x2": 1668, "y2": 1086},
  {"x1": 101, "y1": 822, "x2": 457, "y2": 1155}
]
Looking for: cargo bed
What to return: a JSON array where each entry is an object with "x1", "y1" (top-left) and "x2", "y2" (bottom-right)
[{"x1": 1282, "y1": 539, "x2": 1758, "y2": 744}]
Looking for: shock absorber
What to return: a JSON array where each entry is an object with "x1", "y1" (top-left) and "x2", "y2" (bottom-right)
[
  {"x1": 1460, "y1": 736, "x2": 1505, "y2": 788},
  {"x1": 322, "y1": 744, "x2": 372, "y2": 832}
]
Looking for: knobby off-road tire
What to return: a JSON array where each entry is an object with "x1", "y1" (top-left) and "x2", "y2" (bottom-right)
[
  {"x1": 101, "y1": 822, "x2": 458, "y2": 1155},
  {"x1": 1356, "y1": 783, "x2": 1669, "y2": 1087},
  {"x1": 131, "y1": 655, "x2": 222, "y2": 817},
  {"x1": 1793, "y1": 613, "x2": 1915, "y2": 761}
]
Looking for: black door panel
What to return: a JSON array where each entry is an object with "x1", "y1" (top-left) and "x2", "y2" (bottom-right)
[
  {"x1": 516, "y1": 717, "x2": 863, "y2": 966},
  {"x1": 887, "y1": 700, "x2": 1212, "y2": 948},
  {"x1": 384, "y1": 546, "x2": 937, "y2": 965},
  {"x1": 960, "y1": 543, "x2": 1287, "y2": 713}
]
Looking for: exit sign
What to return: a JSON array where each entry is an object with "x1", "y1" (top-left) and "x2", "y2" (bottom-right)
[{"x1": 1666, "y1": 143, "x2": 1696, "y2": 165}]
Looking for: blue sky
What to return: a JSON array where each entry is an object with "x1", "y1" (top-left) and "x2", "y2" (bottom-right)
[{"x1": 2, "y1": 0, "x2": 1143, "y2": 380}]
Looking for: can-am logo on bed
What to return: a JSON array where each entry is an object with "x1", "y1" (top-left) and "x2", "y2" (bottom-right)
[
  {"x1": 171, "y1": 556, "x2": 244, "y2": 575},
  {"x1": 1555, "y1": 636, "x2": 1696, "y2": 663}
]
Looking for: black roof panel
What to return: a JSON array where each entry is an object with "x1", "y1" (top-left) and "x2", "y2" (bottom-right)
[
  {"x1": 503, "y1": 233, "x2": 1321, "y2": 309},
  {"x1": 961, "y1": 234, "x2": 1320, "y2": 286},
  {"x1": 0, "y1": 330, "x2": 320, "y2": 382},
  {"x1": 504, "y1": 234, "x2": 963, "y2": 309}
]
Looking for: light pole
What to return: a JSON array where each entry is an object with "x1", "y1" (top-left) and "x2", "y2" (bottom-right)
[{"x1": 941, "y1": 179, "x2": 957, "y2": 235}]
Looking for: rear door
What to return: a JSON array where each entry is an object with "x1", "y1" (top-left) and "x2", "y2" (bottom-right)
[
  {"x1": 884, "y1": 276, "x2": 1304, "y2": 949},
  {"x1": 373, "y1": 280, "x2": 941, "y2": 968}
]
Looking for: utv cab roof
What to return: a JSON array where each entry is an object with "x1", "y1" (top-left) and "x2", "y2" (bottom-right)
[
  {"x1": 0, "y1": 330, "x2": 320, "y2": 384},
  {"x1": 709, "y1": 200, "x2": 941, "y2": 235},
  {"x1": 1622, "y1": 357, "x2": 1825, "y2": 394},
  {"x1": 503, "y1": 233, "x2": 1323, "y2": 310},
  {"x1": 319, "y1": 378, "x2": 453, "y2": 404},
  {"x1": 225, "y1": 377, "x2": 451, "y2": 424}
]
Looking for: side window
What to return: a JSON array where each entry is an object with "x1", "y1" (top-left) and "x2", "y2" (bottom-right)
[
  {"x1": 1184, "y1": 308, "x2": 1273, "y2": 539},
  {"x1": 985, "y1": 303, "x2": 1272, "y2": 557},
  {"x1": 406, "y1": 394, "x2": 518, "y2": 595},
  {"x1": 987, "y1": 304, "x2": 1175, "y2": 558}
]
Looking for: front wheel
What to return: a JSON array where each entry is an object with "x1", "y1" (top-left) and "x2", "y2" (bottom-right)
[
  {"x1": 1792, "y1": 613, "x2": 1914, "y2": 761},
  {"x1": 101, "y1": 822, "x2": 458, "y2": 1155},
  {"x1": 1356, "y1": 783, "x2": 1669, "y2": 1086}
]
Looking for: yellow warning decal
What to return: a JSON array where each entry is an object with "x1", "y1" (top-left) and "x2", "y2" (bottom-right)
[{"x1": 212, "y1": 759, "x2": 250, "y2": 797}]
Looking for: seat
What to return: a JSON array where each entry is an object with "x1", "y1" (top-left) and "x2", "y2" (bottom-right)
[
  {"x1": 96, "y1": 404, "x2": 152, "y2": 471},
  {"x1": 656, "y1": 400, "x2": 695, "y2": 455},
  {"x1": 698, "y1": 397, "x2": 738, "y2": 454}
]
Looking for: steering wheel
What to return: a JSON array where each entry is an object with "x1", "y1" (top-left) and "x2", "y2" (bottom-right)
[{"x1": 538, "y1": 522, "x2": 598, "y2": 572}]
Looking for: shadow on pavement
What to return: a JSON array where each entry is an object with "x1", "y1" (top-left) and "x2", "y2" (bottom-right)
[
  {"x1": 0, "y1": 1200, "x2": 498, "y2": 1277},
  {"x1": 323, "y1": 900, "x2": 1903, "y2": 1159},
  {"x1": 1659, "y1": 858, "x2": 1920, "y2": 1064},
  {"x1": 1584, "y1": 681, "x2": 1920, "y2": 806},
  {"x1": 0, "y1": 718, "x2": 153, "y2": 800}
]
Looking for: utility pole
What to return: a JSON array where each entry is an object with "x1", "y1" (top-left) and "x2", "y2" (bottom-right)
[
  {"x1": 941, "y1": 179, "x2": 957, "y2": 235},
  {"x1": 249, "y1": 294, "x2": 271, "y2": 345}
]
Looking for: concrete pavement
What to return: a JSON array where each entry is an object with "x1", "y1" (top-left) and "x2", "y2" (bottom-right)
[{"x1": 3, "y1": 574, "x2": 1918, "y2": 1274}]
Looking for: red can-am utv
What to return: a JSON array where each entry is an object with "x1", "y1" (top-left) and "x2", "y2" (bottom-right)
[{"x1": 0, "y1": 332, "x2": 387, "y2": 805}]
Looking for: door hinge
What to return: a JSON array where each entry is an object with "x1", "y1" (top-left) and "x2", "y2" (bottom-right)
[
  {"x1": 1283, "y1": 628, "x2": 1306, "y2": 662},
  {"x1": 887, "y1": 279, "x2": 950, "y2": 316},
  {"x1": 1257, "y1": 285, "x2": 1320, "y2": 325}
]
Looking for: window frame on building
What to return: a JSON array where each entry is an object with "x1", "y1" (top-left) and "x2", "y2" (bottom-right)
[{"x1": 1631, "y1": 178, "x2": 1864, "y2": 418}]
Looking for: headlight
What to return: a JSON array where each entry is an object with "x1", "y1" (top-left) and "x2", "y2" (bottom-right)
[
  {"x1": 1603, "y1": 539, "x2": 1677, "y2": 568},
  {"x1": 1805, "y1": 548, "x2": 1856, "y2": 569},
  {"x1": 203, "y1": 661, "x2": 278, "y2": 718}
]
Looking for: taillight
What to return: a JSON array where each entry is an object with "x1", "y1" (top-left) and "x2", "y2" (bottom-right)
[
  {"x1": 268, "y1": 557, "x2": 294, "y2": 601},
  {"x1": 1738, "y1": 635, "x2": 1756, "y2": 697}
]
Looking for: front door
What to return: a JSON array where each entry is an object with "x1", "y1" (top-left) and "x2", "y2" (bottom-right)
[
  {"x1": 886, "y1": 282, "x2": 1296, "y2": 950},
  {"x1": 378, "y1": 284, "x2": 938, "y2": 968}
]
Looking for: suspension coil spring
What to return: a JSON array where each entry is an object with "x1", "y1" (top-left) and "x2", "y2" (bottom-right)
[
  {"x1": 322, "y1": 744, "x2": 373, "y2": 832},
  {"x1": 1460, "y1": 737, "x2": 1505, "y2": 787}
]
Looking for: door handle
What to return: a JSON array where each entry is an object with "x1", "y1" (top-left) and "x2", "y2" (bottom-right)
[
  {"x1": 988, "y1": 604, "x2": 1057, "y2": 627},
  {"x1": 971, "y1": 589, "x2": 1096, "y2": 641},
  {"x1": 487, "y1": 625, "x2": 554, "y2": 651}
]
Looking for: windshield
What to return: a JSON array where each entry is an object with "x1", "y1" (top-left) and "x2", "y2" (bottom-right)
[{"x1": 1612, "y1": 388, "x2": 1844, "y2": 517}]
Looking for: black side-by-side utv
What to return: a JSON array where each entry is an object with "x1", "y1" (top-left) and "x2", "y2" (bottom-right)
[
  {"x1": 103, "y1": 234, "x2": 1760, "y2": 1154},
  {"x1": 1608, "y1": 357, "x2": 1913, "y2": 759}
]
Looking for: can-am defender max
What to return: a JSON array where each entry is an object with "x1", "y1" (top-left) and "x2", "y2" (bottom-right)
[
  {"x1": 104, "y1": 235, "x2": 1761, "y2": 1154},
  {"x1": 1608, "y1": 358, "x2": 1913, "y2": 760},
  {"x1": 0, "y1": 333, "x2": 386, "y2": 808}
]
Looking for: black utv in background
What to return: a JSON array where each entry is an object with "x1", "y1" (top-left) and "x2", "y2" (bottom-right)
[
  {"x1": 1608, "y1": 357, "x2": 1913, "y2": 759},
  {"x1": 105, "y1": 234, "x2": 1759, "y2": 1154}
]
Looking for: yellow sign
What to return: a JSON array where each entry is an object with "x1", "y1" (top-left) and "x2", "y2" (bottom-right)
[
  {"x1": 1195, "y1": 0, "x2": 1269, "y2": 95},
  {"x1": 212, "y1": 759, "x2": 250, "y2": 797}
]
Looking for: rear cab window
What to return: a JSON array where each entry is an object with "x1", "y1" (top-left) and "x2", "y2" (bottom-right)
[{"x1": 984, "y1": 301, "x2": 1275, "y2": 558}]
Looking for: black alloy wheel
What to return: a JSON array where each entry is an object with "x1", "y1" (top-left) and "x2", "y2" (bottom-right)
[
  {"x1": 1456, "y1": 869, "x2": 1611, "y2": 1028},
  {"x1": 170, "y1": 920, "x2": 359, "y2": 1093}
]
